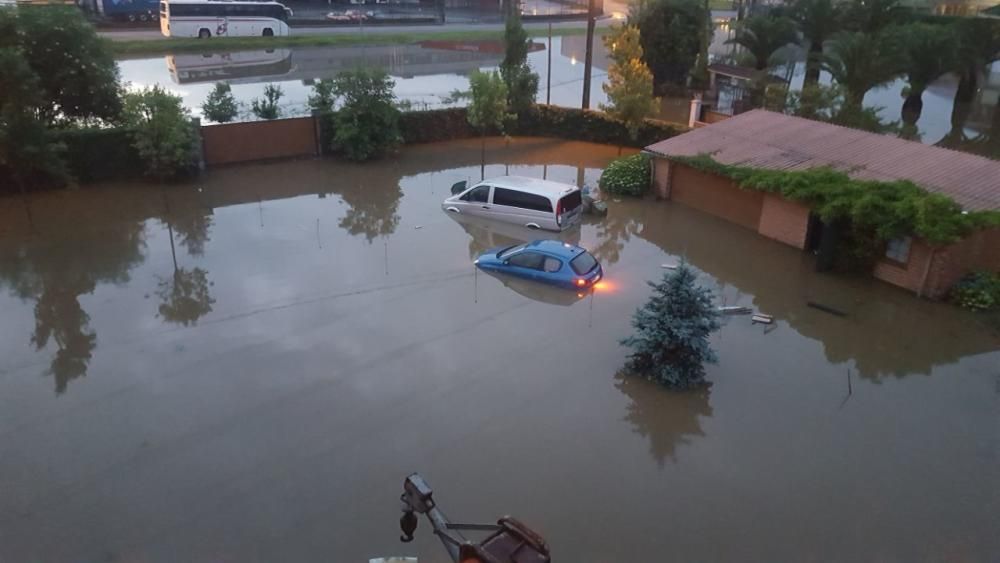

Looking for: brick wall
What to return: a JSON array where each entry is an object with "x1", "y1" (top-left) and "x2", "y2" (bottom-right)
[
  {"x1": 873, "y1": 239, "x2": 935, "y2": 295},
  {"x1": 757, "y1": 194, "x2": 810, "y2": 249},
  {"x1": 924, "y1": 227, "x2": 1000, "y2": 297},
  {"x1": 670, "y1": 164, "x2": 764, "y2": 230},
  {"x1": 202, "y1": 117, "x2": 318, "y2": 166},
  {"x1": 652, "y1": 158, "x2": 672, "y2": 199}
]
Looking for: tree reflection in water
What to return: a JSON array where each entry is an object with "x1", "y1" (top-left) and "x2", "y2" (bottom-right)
[
  {"x1": 615, "y1": 371, "x2": 713, "y2": 467},
  {"x1": 584, "y1": 210, "x2": 640, "y2": 267},
  {"x1": 0, "y1": 222, "x2": 146, "y2": 394},
  {"x1": 156, "y1": 267, "x2": 215, "y2": 326},
  {"x1": 330, "y1": 179, "x2": 402, "y2": 243}
]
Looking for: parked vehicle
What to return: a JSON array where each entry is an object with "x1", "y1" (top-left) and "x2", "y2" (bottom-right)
[
  {"x1": 160, "y1": 0, "x2": 293, "y2": 38},
  {"x1": 326, "y1": 8, "x2": 366, "y2": 20},
  {"x1": 474, "y1": 240, "x2": 603, "y2": 290},
  {"x1": 442, "y1": 176, "x2": 583, "y2": 232},
  {"x1": 98, "y1": 0, "x2": 160, "y2": 22}
]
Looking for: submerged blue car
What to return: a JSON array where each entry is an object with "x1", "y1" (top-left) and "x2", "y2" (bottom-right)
[{"x1": 475, "y1": 240, "x2": 603, "y2": 290}]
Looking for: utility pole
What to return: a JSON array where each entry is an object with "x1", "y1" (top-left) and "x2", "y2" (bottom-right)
[
  {"x1": 546, "y1": 22, "x2": 552, "y2": 105},
  {"x1": 581, "y1": 0, "x2": 596, "y2": 109}
]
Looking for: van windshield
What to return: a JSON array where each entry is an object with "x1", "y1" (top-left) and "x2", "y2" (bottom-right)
[{"x1": 498, "y1": 244, "x2": 526, "y2": 258}]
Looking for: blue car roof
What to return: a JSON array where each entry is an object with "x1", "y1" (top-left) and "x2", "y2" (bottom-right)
[{"x1": 524, "y1": 239, "x2": 587, "y2": 258}]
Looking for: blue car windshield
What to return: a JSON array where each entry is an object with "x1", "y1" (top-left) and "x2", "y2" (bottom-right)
[{"x1": 498, "y1": 244, "x2": 526, "y2": 259}]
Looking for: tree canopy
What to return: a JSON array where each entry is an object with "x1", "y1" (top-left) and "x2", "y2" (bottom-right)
[
  {"x1": 634, "y1": 0, "x2": 710, "y2": 90},
  {"x1": 500, "y1": 10, "x2": 539, "y2": 115},
  {"x1": 329, "y1": 68, "x2": 402, "y2": 161},
  {"x1": 601, "y1": 25, "x2": 659, "y2": 140},
  {"x1": 727, "y1": 15, "x2": 799, "y2": 71}
]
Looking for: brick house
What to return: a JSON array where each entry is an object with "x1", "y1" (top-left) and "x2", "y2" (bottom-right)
[{"x1": 644, "y1": 110, "x2": 1000, "y2": 298}]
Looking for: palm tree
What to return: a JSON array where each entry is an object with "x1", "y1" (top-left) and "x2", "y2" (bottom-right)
[
  {"x1": 791, "y1": 0, "x2": 842, "y2": 87},
  {"x1": 822, "y1": 31, "x2": 904, "y2": 112},
  {"x1": 726, "y1": 15, "x2": 799, "y2": 71},
  {"x1": 951, "y1": 18, "x2": 1000, "y2": 106},
  {"x1": 894, "y1": 23, "x2": 959, "y2": 126}
]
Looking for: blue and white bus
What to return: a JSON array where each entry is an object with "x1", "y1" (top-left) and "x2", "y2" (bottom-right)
[{"x1": 160, "y1": 0, "x2": 292, "y2": 38}]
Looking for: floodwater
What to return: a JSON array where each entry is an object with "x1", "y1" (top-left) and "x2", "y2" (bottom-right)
[
  {"x1": 117, "y1": 36, "x2": 619, "y2": 120},
  {"x1": 1, "y1": 138, "x2": 998, "y2": 562}
]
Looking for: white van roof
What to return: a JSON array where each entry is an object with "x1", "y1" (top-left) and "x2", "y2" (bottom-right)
[{"x1": 483, "y1": 176, "x2": 579, "y2": 197}]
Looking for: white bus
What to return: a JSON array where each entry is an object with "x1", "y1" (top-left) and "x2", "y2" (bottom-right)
[{"x1": 160, "y1": 0, "x2": 293, "y2": 38}]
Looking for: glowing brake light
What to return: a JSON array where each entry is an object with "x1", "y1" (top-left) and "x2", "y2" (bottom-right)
[{"x1": 576, "y1": 279, "x2": 587, "y2": 287}]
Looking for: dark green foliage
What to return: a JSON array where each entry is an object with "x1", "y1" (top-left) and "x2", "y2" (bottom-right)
[
  {"x1": 842, "y1": 0, "x2": 910, "y2": 34},
  {"x1": 765, "y1": 83, "x2": 899, "y2": 134},
  {"x1": 950, "y1": 272, "x2": 1000, "y2": 312},
  {"x1": 822, "y1": 31, "x2": 906, "y2": 110},
  {"x1": 500, "y1": 10, "x2": 539, "y2": 115},
  {"x1": 672, "y1": 155, "x2": 1000, "y2": 247},
  {"x1": 251, "y1": 84, "x2": 283, "y2": 120},
  {"x1": 398, "y1": 106, "x2": 685, "y2": 148},
  {"x1": 55, "y1": 128, "x2": 143, "y2": 182},
  {"x1": 791, "y1": 0, "x2": 842, "y2": 86},
  {"x1": 726, "y1": 15, "x2": 798, "y2": 71},
  {"x1": 2, "y1": 7, "x2": 121, "y2": 125},
  {"x1": 599, "y1": 153, "x2": 651, "y2": 196},
  {"x1": 308, "y1": 79, "x2": 337, "y2": 113},
  {"x1": 0, "y1": 8, "x2": 121, "y2": 189},
  {"x1": 621, "y1": 262, "x2": 722, "y2": 389},
  {"x1": 121, "y1": 86, "x2": 197, "y2": 180},
  {"x1": 635, "y1": 0, "x2": 710, "y2": 90},
  {"x1": 329, "y1": 68, "x2": 402, "y2": 161},
  {"x1": 201, "y1": 83, "x2": 239, "y2": 123},
  {"x1": 156, "y1": 267, "x2": 215, "y2": 326}
]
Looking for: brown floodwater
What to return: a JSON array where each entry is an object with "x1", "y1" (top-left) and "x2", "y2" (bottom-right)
[{"x1": 1, "y1": 138, "x2": 998, "y2": 562}]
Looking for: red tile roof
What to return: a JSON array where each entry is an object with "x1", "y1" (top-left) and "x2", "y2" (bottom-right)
[{"x1": 645, "y1": 110, "x2": 1000, "y2": 211}]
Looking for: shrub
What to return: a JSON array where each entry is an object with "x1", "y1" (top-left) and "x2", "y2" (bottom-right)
[
  {"x1": 950, "y1": 272, "x2": 1000, "y2": 312},
  {"x1": 121, "y1": 85, "x2": 197, "y2": 181},
  {"x1": 201, "y1": 83, "x2": 239, "y2": 123},
  {"x1": 599, "y1": 153, "x2": 651, "y2": 196},
  {"x1": 329, "y1": 68, "x2": 402, "y2": 161}
]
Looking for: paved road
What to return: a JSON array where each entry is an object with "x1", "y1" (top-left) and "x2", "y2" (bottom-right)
[{"x1": 100, "y1": 17, "x2": 616, "y2": 41}]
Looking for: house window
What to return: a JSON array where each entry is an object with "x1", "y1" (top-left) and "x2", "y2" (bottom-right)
[{"x1": 885, "y1": 236, "x2": 912, "y2": 264}]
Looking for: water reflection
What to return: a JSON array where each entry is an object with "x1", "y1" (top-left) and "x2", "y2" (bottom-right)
[
  {"x1": 0, "y1": 221, "x2": 146, "y2": 393},
  {"x1": 329, "y1": 176, "x2": 402, "y2": 243},
  {"x1": 481, "y1": 270, "x2": 590, "y2": 307},
  {"x1": 615, "y1": 372, "x2": 712, "y2": 467},
  {"x1": 156, "y1": 267, "x2": 215, "y2": 326},
  {"x1": 445, "y1": 211, "x2": 580, "y2": 260}
]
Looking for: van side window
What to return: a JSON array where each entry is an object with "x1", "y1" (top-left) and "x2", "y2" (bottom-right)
[
  {"x1": 493, "y1": 187, "x2": 553, "y2": 212},
  {"x1": 461, "y1": 185, "x2": 491, "y2": 203},
  {"x1": 508, "y1": 252, "x2": 545, "y2": 270}
]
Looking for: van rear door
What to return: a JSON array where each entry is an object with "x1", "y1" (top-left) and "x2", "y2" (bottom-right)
[{"x1": 556, "y1": 190, "x2": 583, "y2": 229}]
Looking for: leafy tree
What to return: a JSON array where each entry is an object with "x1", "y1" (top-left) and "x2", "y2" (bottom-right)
[
  {"x1": 330, "y1": 68, "x2": 402, "y2": 161},
  {"x1": 465, "y1": 70, "x2": 511, "y2": 180},
  {"x1": 1, "y1": 7, "x2": 121, "y2": 125},
  {"x1": 308, "y1": 78, "x2": 337, "y2": 113},
  {"x1": 121, "y1": 86, "x2": 197, "y2": 181},
  {"x1": 621, "y1": 262, "x2": 722, "y2": 389},
  {"x1": 500, "y1": 9, "x2": 539, "y2": 115},
  {"x1": 842, "y1": 0, "x2": 910, "y2": 34},
  {"x1": 635, "y1": 0, "x2": 710, "y2": 90},
  {"x1": 0, "y1": 8, "x2": 120, "y2": 189},
  {"x1": 251, "y1": 83, "x2": 283, "y2": 120},
  {"x1": 201, "y1": 82, "x2": 239, "y2": 123},
  {"x1": 891, "y1": 23, "x2": 959, "y2": 125},
  {"x1": 791, "y1": 0, "x2": 843, "y2": 87},
  {"x1": 727, "y1": 15, "x2": 799, "y2": 71},
  {"x1": 822, "y1": 31, "x2": 904, "y2": 112},
  {"x1": 601, "y1": 25, "x2": 659, "y2": 140}
]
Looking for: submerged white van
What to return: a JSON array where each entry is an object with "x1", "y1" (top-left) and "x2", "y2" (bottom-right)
[{"x1": 442, "y1": 176, "x2": 583, "y2": 231}]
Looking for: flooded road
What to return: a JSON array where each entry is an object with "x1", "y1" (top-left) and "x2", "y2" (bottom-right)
[{"x1": 1, "y1": 138, "x2": 998, "y2": 562}]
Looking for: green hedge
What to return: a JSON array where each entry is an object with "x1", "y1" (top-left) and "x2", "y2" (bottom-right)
[
  {"x1": 399, "y1": 105, "x2": 685, "y2": 148},
  {"x1": 55, "y1": 127, "x2": 144, "y2": 182}
]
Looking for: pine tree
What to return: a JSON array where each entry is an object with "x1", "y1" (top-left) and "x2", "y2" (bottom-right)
[
  {"x1": 621, "y1": 262, "x2": 721, "y2": 389},
  {"x1": 500, "y1": 9, "x2": 538, "y2": 115},
  {"x1": 201, "y1": 82, "x2": 239, "y2": 123}
]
